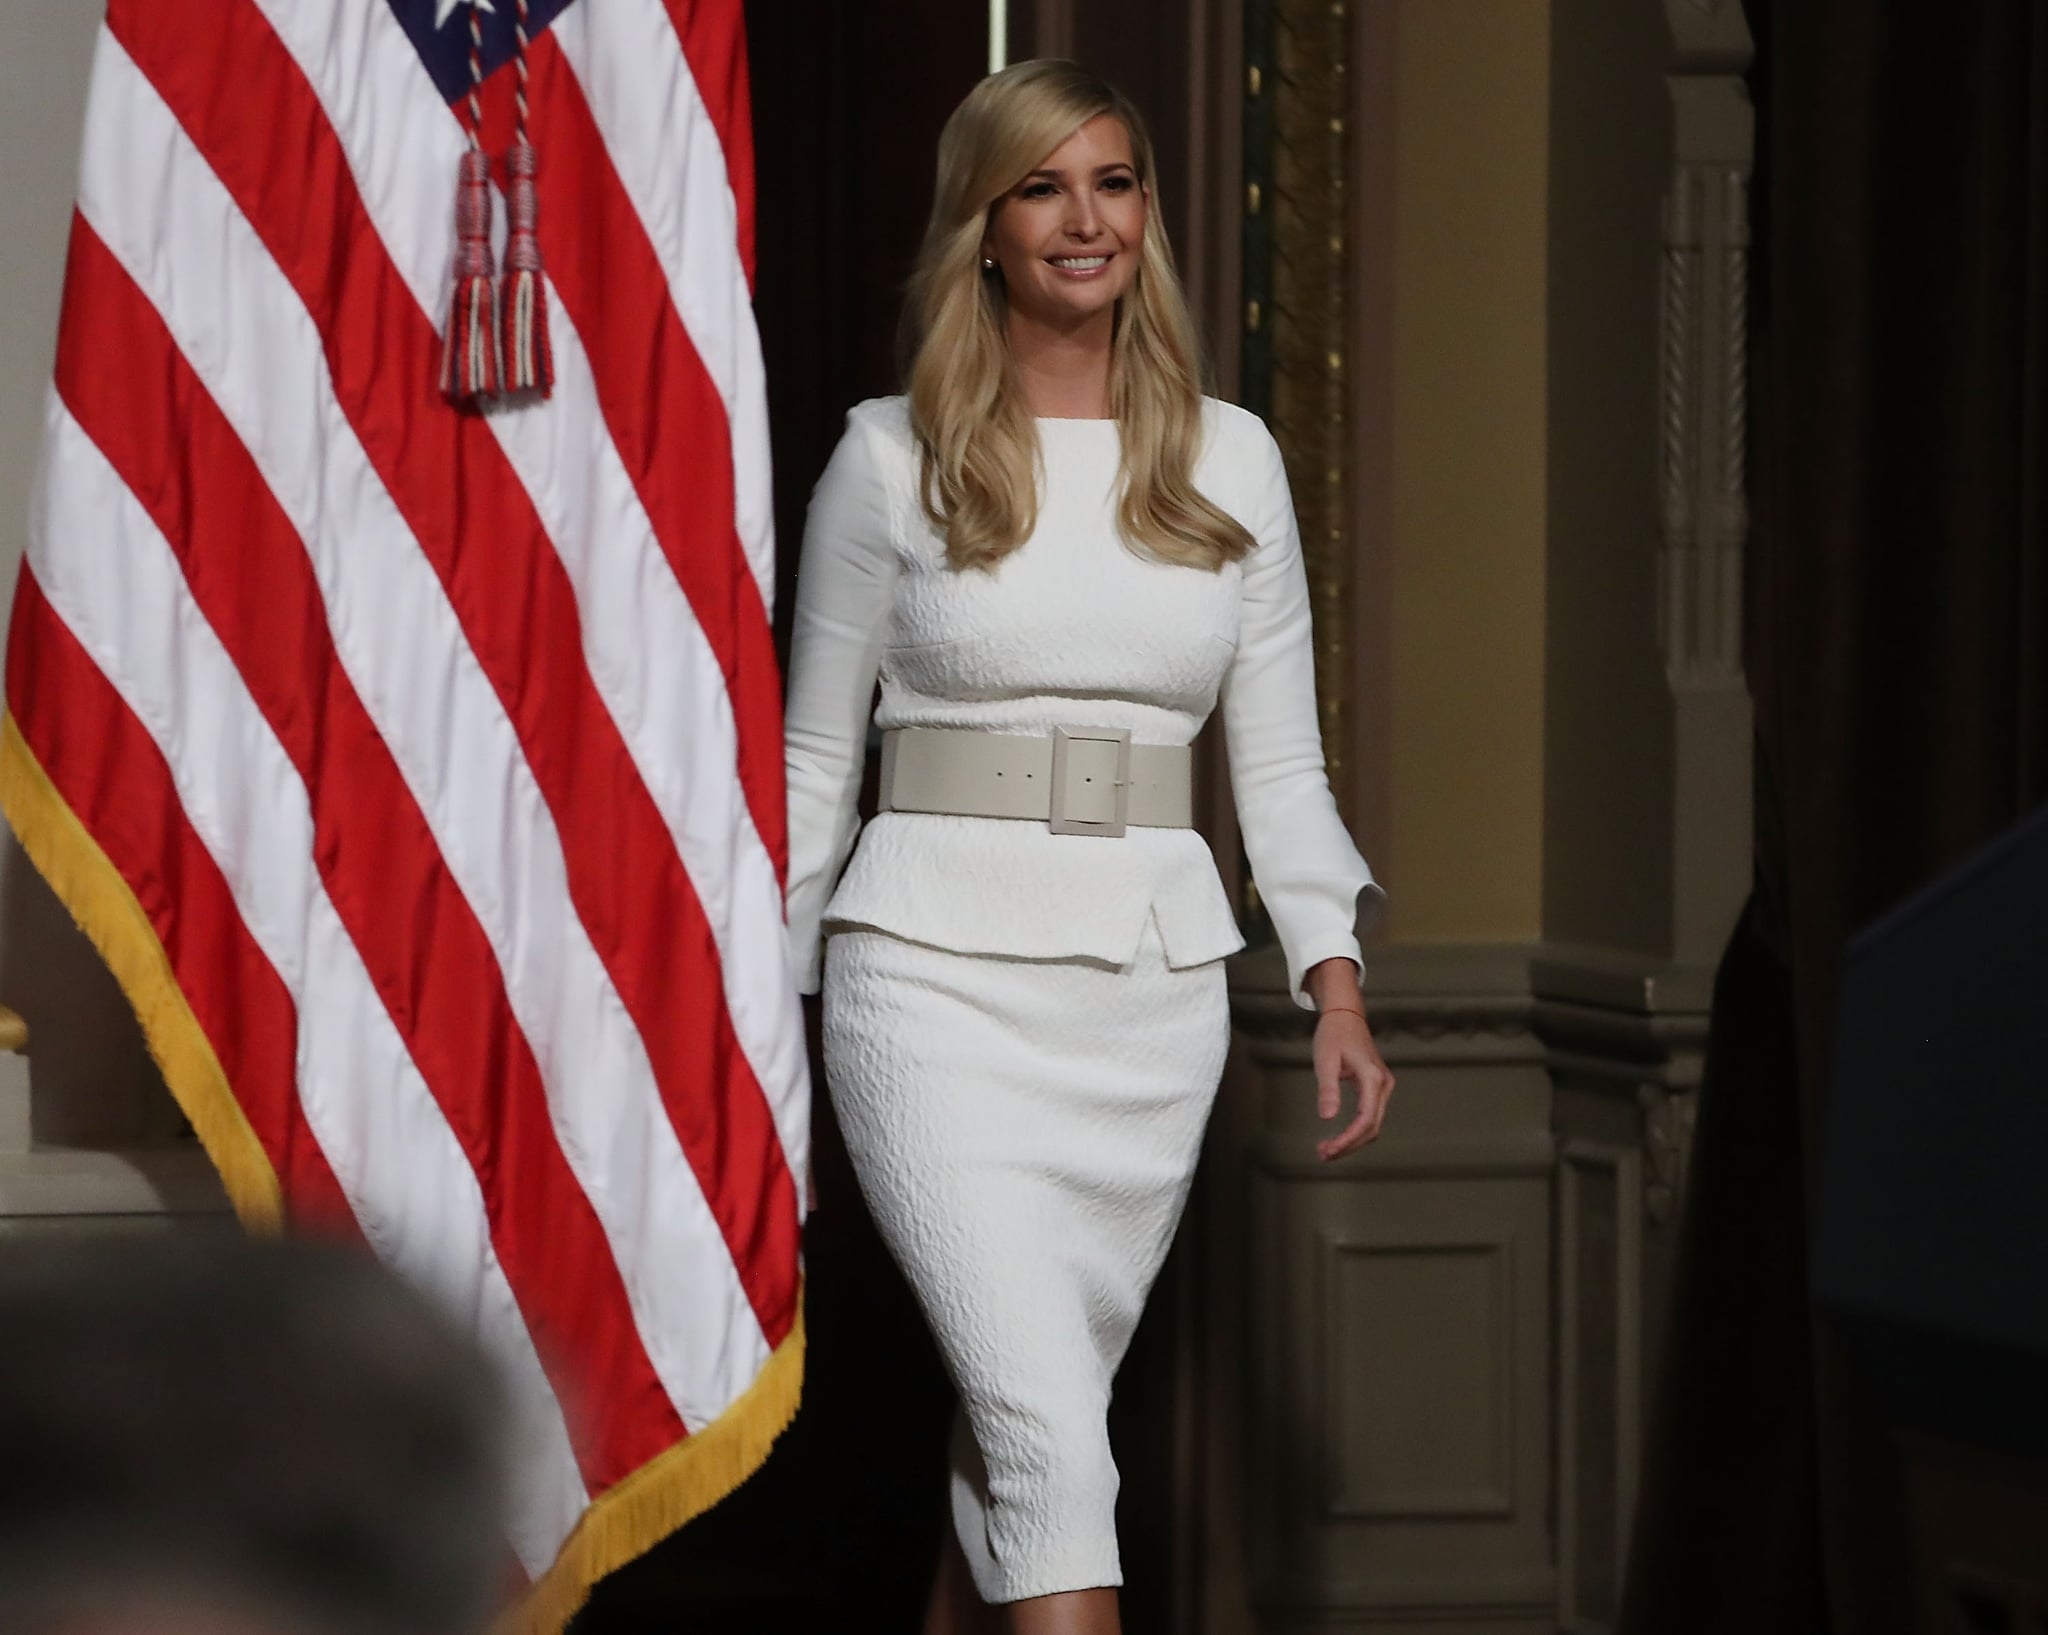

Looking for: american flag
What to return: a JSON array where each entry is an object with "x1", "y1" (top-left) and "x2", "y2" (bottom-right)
[{"x1": 2, "y1": 0, "x2": 805, "y2": 1623}]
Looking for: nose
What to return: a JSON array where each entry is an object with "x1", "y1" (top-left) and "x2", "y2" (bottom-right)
[{"x1": 1063, "y1": 190, "x2": 1104, "y2": 240}]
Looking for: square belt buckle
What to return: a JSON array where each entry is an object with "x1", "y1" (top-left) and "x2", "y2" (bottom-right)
[{"x1": 1049, "y1": 725, "x2": 1132, "y2": 837}]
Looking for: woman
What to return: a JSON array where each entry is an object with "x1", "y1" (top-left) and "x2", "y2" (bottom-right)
[{"x1": 783, "y1": 59, "x2": 1394, "y2": 1635}]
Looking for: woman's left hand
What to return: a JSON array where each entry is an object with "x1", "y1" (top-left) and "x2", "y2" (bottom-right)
[{"x1": 1312, "y1": 1009, "x2": 1395, "y2": 1161}]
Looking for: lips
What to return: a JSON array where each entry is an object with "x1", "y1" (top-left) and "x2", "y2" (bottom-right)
[{"x1": 1047, "y1": 253, "x2": 1113, "y2": 277}]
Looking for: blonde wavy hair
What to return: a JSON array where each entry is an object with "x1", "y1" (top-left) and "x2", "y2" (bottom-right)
[{"x1": 901, "y1": 59, "x2": 1254, "y2": 573}]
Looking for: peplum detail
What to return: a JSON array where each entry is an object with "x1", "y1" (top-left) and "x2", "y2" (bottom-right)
[{"x1": 820, "y1": 812, "x2": 1246, "y2": 975}]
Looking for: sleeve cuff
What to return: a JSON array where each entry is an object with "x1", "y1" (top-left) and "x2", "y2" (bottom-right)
[{"x1": 1286, "y1": 935, "x2": 1366, "y2": 1011}]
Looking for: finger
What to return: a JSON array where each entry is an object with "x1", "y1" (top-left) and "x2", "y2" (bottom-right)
[
  {"x1": 1317, "y1": 1099, "x2": 1376, "y2": 1159},
  {"x1": 1315, "y1": 1050, "x2": 1342, "y2": 1120},
  {"x1": 1319, "y1": 1070, "x2": 1392, "y2": 1160}
]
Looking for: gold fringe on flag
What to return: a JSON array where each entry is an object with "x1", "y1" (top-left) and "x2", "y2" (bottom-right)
[
  {"x1": 0, "y1": 713, "x2": 283, "y2": 1231},
  {"x1": 0, "y1": 710, "x2": 803, "y2": 1626},
  {"x1": 505, "y1": 1306, "x2": 806, "y2": 1635},
  {"x1": 0, "y1": 711, "x2": 807, "y2": 1632}
]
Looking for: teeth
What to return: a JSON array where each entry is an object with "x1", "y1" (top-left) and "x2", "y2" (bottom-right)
[{"x1": 1051, "y1": 256, "x2": 1110, "y2": 270}]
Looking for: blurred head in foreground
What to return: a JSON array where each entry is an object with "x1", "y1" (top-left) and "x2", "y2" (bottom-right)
[{"x1": 0, "y1": 1233, "x2": 506, "y2": 1635}]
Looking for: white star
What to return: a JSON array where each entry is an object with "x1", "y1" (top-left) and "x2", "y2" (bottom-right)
[{"x1": 434, "y1": 0, "x2": 495, "y2": 27}]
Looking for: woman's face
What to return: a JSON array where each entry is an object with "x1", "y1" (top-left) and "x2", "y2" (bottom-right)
[{"x1": 982, "y1": 114, "x2": 1147, "y2": 330}]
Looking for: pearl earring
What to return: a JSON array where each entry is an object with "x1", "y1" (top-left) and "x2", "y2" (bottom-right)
[{"x1": 982, "y1": 256, "x2": 996, "y2": 270}]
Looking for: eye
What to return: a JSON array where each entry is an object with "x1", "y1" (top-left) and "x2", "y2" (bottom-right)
[
  {"x1": 1021, "y1": 181, "x2": 1058, "y2": 200},
  {"x1": 1102, "y1": 175, "x2": 1135, "y2": 192}
]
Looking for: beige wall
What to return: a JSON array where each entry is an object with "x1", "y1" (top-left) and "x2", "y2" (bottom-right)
[
  {"x1": 1378, "y1": 0, "x2": 1698, "y2": 961},
  {"x1": 1386, "y1": 0, "x2": 1553, "y2": 946},
  {"x1": 1541, "y1": 0, "x2": 1676, "y2": 956}
]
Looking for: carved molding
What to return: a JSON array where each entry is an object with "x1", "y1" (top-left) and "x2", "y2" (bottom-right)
[
  {"x1": 1657, "y1": 156, "x2": 1750, "y2": 689},
  {"x1": 1375, "y1": 1006, "x2": 1533, "y2": 1045},
  {"x1": 1245, "y1": 0, "x2": 1354, "y2": 820},
  {"x1": 1232, "y1": 945, "x2": 1710, "y2": 1219},
  {"x1": 1721, "y1": 169, "x2": 1749, "y2": 544},
  {"x1": 1235, "y1": 978, "x2": 1532, "y2": 1039},
  {"x1": 1658, "y1": 6, "x2": 1754, "y2": 693},
  {"x1": 1639, "y1": 1083, "x2": 1700, "y2": 1228},
  {"x1": 1658, "y1": 169, "x2": 1700, "y2": 574}
]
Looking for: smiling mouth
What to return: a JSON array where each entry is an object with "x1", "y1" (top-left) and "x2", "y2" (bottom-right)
[{"x1": 1047, "y1": 254, "x2": 1113, "y2": 276}]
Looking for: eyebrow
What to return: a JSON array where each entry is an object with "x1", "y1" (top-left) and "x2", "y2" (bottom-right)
[{"x1": 1021, "y1": 162, "x2": 1138, "y2": 182}]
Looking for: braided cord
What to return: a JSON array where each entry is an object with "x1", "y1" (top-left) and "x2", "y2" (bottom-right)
[
  {"x1": 514, "y1": 0, "x2": 533, "y2": 137},
  {"x1": 465, "y1": 0, "x2": 486, "y2": 149}
]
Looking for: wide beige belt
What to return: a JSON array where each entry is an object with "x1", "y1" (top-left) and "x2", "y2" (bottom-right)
[{"x1": 878, "y1": 726, "x2": 1193, "y2": 838}]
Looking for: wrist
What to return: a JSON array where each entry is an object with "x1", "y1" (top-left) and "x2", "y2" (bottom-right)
[{"x1": 1303, "y1": 954, "x2": 1364, "y2": 1014}]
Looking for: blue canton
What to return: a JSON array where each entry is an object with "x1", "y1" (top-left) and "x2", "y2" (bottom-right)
[{"x1": 386, "y1": 0, "x2": 581, "y2": 106}]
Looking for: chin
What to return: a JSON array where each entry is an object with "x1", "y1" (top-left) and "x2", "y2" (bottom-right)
[
  {"x1": 1036, "y1": 279, "x2": 1132, "y2": 325},
  {"x1": 1056, "y1": 292, "x2": 1121, "y2": 322}
]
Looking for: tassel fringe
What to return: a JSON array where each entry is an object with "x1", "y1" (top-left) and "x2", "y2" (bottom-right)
[
  {"x1": 440, "y1": 0, "x2": 551, "y2": 412},
  {"x1": 499, "y1": 136, "x2": 554, "y2": 398},
  {"x1": 443, "y1": 147, "x2": 501, "y2": 404}
]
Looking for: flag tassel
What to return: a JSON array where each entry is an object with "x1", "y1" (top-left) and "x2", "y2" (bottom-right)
[
  {"x1": 442, "y1": 147, "x2": 500, "y2": 404},
  {"x1": 500, "y1": 135, "x2": 554, "y2": 399}
]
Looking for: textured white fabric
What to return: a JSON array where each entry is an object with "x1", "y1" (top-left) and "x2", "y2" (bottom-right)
[
  {"x1": 822, "y1": 916, "x2": 1232, "y2": 1602},
  {"x1": 783, "y1": 395, "x2": 1384, "y2": 1009},
  {"x1": 785, "y1": 396, "x2": 1383, "y2": 1600}
]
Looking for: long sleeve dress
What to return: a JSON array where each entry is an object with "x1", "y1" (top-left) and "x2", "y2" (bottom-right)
[{"x1": 784, "y1": 394, "x2": 1383, "y2": 1603}]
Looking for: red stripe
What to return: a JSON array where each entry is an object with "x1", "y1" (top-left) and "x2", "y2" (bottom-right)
[
  {"x1": 49, "y1": 214, "x2": 686, "y2": 1489},
  {"x1": 525, "y1": 31, "x2": 787, "y2": 880},
  {"x1": 655, "y1": 0, "x2": 757, "y2": 286},
  {"x1": 447, "y1": 14, "x2": 781, "y2": 883},
  {"x1": 113, "y1": 0, "x2": 800, "y2": 1345},
  {"x1": 5, "y1": 572, "x2": 354, "y2": 1236}
]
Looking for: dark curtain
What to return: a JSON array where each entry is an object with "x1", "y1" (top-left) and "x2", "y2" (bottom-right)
[{"x1": 1619, "y1": 3, "x2": 2048, "y2": 1633}]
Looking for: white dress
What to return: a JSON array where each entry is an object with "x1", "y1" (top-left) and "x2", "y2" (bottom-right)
[{"x1": 784, "y1": 395, "x2": 1381, "y2": 1602}]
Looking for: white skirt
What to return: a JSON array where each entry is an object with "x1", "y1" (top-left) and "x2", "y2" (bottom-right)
[{"x1": 821, "y1": 913, "x2": 1232, "y2": 1603}]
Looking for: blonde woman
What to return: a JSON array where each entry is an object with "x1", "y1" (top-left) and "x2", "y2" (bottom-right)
[{"x1": 784, "y1": 60, "x2": 1393, "y2": 1635}]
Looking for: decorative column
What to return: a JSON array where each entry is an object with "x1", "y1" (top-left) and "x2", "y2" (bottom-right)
[
  {"x1": 1242, "y1": 0, "x2": 1356, "y2": 827},
  {"x1": 1542, "y1": 7, "x2": 1756, "y2": 1628},
  {"x1": 1231, "y1": 9, "x2": 1560, "y2": 1632},
  {"x1": 1658, "y1": 0, "x2": 1754, "y2": 965},
  {"x1": 1211, "y1": 6, "x2": 1755, "y2": 1634}
]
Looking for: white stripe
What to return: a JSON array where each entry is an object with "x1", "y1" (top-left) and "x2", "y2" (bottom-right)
[
  {"x1": 257, "y1": 0, "x2": 811, "y2": 1205},
  {"x1": 28, "y1": 399, "x2": 586, "y2": 1574},
  {"x1": 552, "y1": 0, "x2": 777, "y2": 606},
  {"x1": 78, "y1": 33, "x2": 772, "y2": 1429}
]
